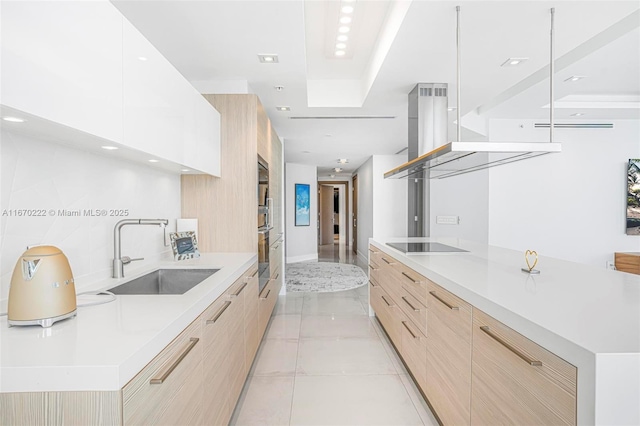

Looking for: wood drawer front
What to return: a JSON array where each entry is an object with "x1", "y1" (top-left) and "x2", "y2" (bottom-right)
[
  {"x1": 258, "y1": 279, "x2": 278, "y2": 335},
  {"x1": 123, "y1": 319, "x2": 203, "y2": 426},
  {"x1": 427, "y1": 281, "x2": 472, "y2": 336},
  {"x1": 393, "y1": 263, "x2": 427, "y2": 305},
  {"x1": 471, "y1": 310, "x2": 577, "y2": 426},
  {"x1": 202, "y1": 344, "x2": 230, "y2": 426},
  {"x1": 201, "y1": 293, "x2": 233, "y2": 352},
  {"x1": 371, "y1": 282, "x2": 401, "y2": 345},
  {"x1": 425, "y1": 281, "x2": 473, "y2": 426},
  {"x1": 398, "y1": 287, "x2": 427, "y2": 337},
  {"x1": 399, "y1": 313, "x2": 427, "y2": 392}
]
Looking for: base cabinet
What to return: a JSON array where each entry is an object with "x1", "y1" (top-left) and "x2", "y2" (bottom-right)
[
  {"x1": 0, "y1": 261, "x2": 281, "y2": 426},
  {"x1": 368, "y1": 244, "x2": 577, "y2": 426}
]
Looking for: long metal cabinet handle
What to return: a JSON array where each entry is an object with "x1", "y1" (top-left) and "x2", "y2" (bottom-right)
[
  {"x1": 402, "y1": 297, "x2": 419, "y2": 312},
  {"x1": 150, "y1": 338, "x2": 199, "y2": 384},
  {"x1": 249, "y1": 269, "x2": 259, "y2": 278},
  {"x1": 382, "y1": 257, "x2": 396, "y2": 265},
  {"x1": 480, "y1": 326, "x2": 542, "y2": 367},
  {"x1": 231, "y1": 282, "x2": 247, "y2": 297},
  {"x1": 381, "y1": 295, "x2": 394, "y2": 307},
  {"x1": 369, "y1": 280, "x2": 378, "y2": 288},
  {"x1": 402, "y1": 321, "x2": 417, "y2": 339},
  {"x1": 429, "y1": 291, "x2": 459, "y2": 311},
  {"x1": 206, "y1": 301, "x2": 231, "y2": 324},
  {"x1": 401, "y1": 272, "x2": 416, "y2": 283},
  {"x1": 369, "y1": 265, "x2": 379, "y2": 271},
  {"x1": 260, "y1": 289, "x2": 271, "y2": 300}
]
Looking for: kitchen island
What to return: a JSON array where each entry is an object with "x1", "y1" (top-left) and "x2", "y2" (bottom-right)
[
  {"x1": 0, "y1": 251, "x2": 283, "y2": 425},
  {"x1": 370, "y1": 237, "x2": 640, "y2": 426}
]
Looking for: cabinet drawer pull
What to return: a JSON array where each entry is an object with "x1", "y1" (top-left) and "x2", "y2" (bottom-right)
[
  {"x1": 402, "y1": 321, "x2": 417, "y2": 339},
  {"x1": 369, "y1": 280, "x2": 379, "y2": 288},
  {"x1": 369, "y1": 265, "x2": 379, "y2": 271},
  {"x1": 480, "y1": 326, "x2": 542, "y2": 367},
  {"x1": 272, "y1": 273, "x2": 279, "y2": 280},
  {"x1": 231, "y1": 282, "x2": 247, "y2": 297},
  {"x1": 150, "y1": 338, "x2": 199, "y2": 384},
  {"x1": 207, "y1": 301, "x2": 231, "y2": 324},
  {"x1": 402, "y1": 296, "x2": 419, "y2": 312},
  {"x1": 401, "y1": 272, "x2": 416, "y2": 283},
  {"x1": 382, "y1": 257, "x2": 396, "y2": 265},
  {"x1": 381, "y1": 295, "x2": 394, "y2": 307},
  {"x1": 260, "y1": 289, "x2": 271, "y2": 300},
  {"x1": 429, "y1": 291, "x2": 459, "y2": 311},
  {"x1": 249, "y1": 269, "x2": 259, "y2": 278}
]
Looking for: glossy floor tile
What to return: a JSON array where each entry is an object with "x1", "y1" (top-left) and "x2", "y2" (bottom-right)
[
  {"x1": 232, "y1": 256, "x2": 437, "y2": 425},
  {"x1": 296, "y1": 337, "x2": 397, "y2": 376},
  {"x1": 230, "y1": 376, "x2": 295, "y2": 426},
  {"x1": 290, "y1": 375, "x2": 424, "y2": 426}
]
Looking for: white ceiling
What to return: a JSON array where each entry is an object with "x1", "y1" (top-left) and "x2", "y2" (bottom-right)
[{"x1": 112, "y1": 0, "x2": 640, "y2": 178}]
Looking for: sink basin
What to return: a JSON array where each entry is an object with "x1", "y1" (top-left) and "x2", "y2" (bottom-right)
[{"x1": 109, "y1": 269, "x2": 219, "y2": 295}]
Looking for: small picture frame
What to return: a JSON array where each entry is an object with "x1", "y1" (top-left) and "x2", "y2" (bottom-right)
[{"x1": 170, "y1": 231, "x2": 201, "y2": 261}]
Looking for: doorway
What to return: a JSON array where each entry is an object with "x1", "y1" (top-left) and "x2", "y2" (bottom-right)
[
  {"x1": 352, "y1": 174, "x2": 358, "y2": 255},
  {"x1": 318, "y1": 180, "x2": 350, "y2": 262}
]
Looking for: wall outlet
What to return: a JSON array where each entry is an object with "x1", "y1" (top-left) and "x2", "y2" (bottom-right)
[
  {"x1": 436, "y1": 215, "x2": 459, "y2": 225},
  {"x1": 605, "y1": 260, "x2": 616, "y2": 270}
]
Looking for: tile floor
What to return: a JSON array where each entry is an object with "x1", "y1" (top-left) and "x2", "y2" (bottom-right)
[{"x1": 230, "y1": 244, "x2": 438, "y2": 426}]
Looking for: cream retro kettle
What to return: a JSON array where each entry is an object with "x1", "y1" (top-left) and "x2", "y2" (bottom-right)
[{"x1": 8, "y1": 245, "x2": 77, "y2": 327}]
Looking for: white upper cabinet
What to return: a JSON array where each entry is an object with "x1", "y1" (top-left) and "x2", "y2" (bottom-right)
[
  {"x1": 1, "y1": 1, "x2": 123, "y2": 143},
  {"x1": 1, "y1": 1, "x2": 220, "y2": 176}
]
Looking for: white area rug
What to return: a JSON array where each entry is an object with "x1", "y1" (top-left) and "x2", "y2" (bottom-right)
[{"x1": 286, "y1": 262, "x2": 368, "y2": 293}]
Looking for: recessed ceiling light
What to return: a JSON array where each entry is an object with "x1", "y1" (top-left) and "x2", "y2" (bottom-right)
[
  {"x1": 338, "y1": 26, "x2": 350, "y2": 34},
  {"x1": 337, "y1": 35, "x2": 349, "y2": 42},
  {"x1": 334, "y1": 167, "x2": 343, "y2": 173},
  {"x1": 276, "y1": 106, "x2": 290, "y2": 111},
  {"x1": 325, "y1": 134, "x2": 333, "y2": 138},
  {"x1": 148, "y1": 159, "x2": 159, "y2": 163},
  {"x1": 340, "y1": 16, "x2": 352, "y2": 24},
  {"x1": 564, "y1": 75, "x2": 586, "y2": 82},
  {"x1": 501, "y1": 57, "x2": 528, "y2": 67},
  {"x1": 330, "y1": 174, "x2": 336, "y2": 178},
  {"x1": 337, "y1": 159, "x2": 349, "y2": 164},
  {"x1": 341, "y1": 5, "x2": 354, "y2": 13},
  {"x1": 570, "y1": 113, "x2": 585, "y2": 117},
  {"x1": 181, "y1": 169, "x2": 190, "y2": 172},
  {"x1": 258, "y1": 54, "x2": 279, "y2": 63},
  {"x1": 335, "y1": 50, "x2": 346, "y2": 57},
  {"x1": 2, "y1": 116, "x2": 25, "y2": 123},
  {"x1": 274, "y1": 86, "x2": 284, "y2": 91},
  {"x1": 137, "y1": 56, "x2": 148, "y2": 61},
  {"x1": 336, "y1": 42, "x2": 347, "y2": 49},
  {"x1": 101, "y1": 146, "x2": 118, "y2": 150},
  {"x1": 447, "y1": 107, "x2": 457, "y2": 111}
]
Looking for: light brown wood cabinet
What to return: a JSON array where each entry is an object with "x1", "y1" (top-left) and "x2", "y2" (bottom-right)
[
  {"x1": 123, "y1": 318, "x2": 203, "y2": 426},
  {"x1": 471, "y1": 309, "x2": 577, "y2": 426},
  {"x1": 615, "y1": 252, "x2": 640, "y2": 274},
  {"x1": 425, "y1": 280, "x2": 472, "y2": 426},
  {"x1": 367, "y1": 244, "x2": 577, "y2": 426}
]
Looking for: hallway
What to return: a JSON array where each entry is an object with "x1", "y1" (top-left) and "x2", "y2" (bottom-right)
[
  {"x1": 229, "y1": 250, "x2": 438, "y2": 425},
  {"x1": 317, "y1": 242, "x2": 367, "y2": 271}
]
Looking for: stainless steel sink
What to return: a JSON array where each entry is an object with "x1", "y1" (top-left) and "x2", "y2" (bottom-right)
[{"x1": 109, "y1": 269, "x2": 218, "y2": 295}]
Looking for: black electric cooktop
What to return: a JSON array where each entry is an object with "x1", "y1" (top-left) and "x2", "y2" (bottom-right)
[{"x1": 386, "y1": 242, "x2": 468, "y2": 254}]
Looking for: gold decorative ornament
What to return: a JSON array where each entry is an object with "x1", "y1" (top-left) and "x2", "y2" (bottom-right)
[{"x1": 522, "y1": 250, "x2": 540, "y2": 275}]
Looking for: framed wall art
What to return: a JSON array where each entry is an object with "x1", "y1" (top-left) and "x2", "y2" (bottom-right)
[
  {"x1": 628, "y1": 159, "x2": 640, "y2": 235},
  {"x1": 295, "y1": 183, "x2": 310, "y2": 226},
  {"x1": 170, "y1": 231, "x2": 201, "y2": 260}
]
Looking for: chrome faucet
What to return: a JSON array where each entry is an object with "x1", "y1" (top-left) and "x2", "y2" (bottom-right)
[{"x1": 112, "y1": 219, "x2": 169, "y2": 278}]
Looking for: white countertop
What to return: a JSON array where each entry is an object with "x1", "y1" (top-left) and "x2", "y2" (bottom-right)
[
  {"x1": 372, "y1": 237, "x2": 640, "y2": 356},
  {"x1": 0, "y1": 252, "x2": 256, "y2": 393}
]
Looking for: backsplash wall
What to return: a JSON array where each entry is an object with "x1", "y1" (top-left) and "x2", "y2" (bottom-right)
[{"x1": 0, "y1": 130, "x2": 181, "y2": 300}]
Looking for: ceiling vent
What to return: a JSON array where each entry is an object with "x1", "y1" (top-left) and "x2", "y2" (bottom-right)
[
  {"x1": 534, "y1": 123, "x2": 614, "y2": 129},
  {"x1": 289, "y1": 116, "x2": 396, "y2": 120}
]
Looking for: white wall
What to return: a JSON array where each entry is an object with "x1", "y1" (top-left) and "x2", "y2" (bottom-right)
[
  {"x1": 487, "y1": 119, "x2": 640, "y2": 267},
  {"x1": 0, "y1": 130, "x2": 180, "y2": 301},
  {"x1": 355, "y1": 154, "x2": 408, "y2": 260},
  {"x1": 355, "y1": 157, "x2": 374, "y2": 260},
  {"x1": 372, "y1": 155, "x2": 408, "y2": 240},
  {"x1": 430, "y1": 169, "x2": 489, "y2": 243},
  {"x1": 285, "y1": 162, "x2": 318, "y2": 263}
]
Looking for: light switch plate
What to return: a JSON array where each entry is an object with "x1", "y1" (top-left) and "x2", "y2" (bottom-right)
[{"x1": 436, "y1": 215, "x2": 459, "y2": 225}]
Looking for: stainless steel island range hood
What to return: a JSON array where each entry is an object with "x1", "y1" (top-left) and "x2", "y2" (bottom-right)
[{"x1": 386, "y1": 7, "x2": 561, "y2": 181}]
